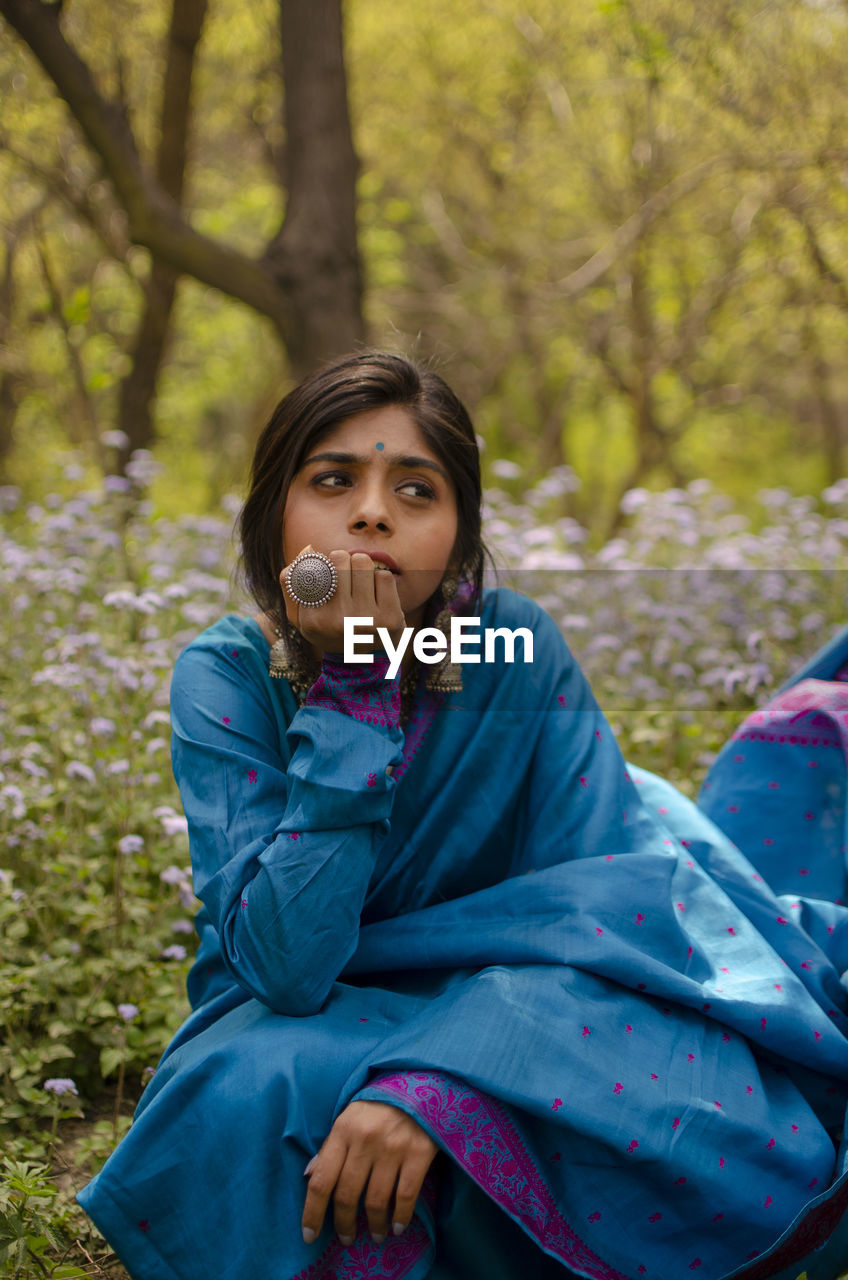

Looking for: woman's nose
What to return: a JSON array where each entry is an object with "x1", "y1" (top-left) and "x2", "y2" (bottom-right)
[{"x1": 349, "y1": 481, "x2": 392, "y2": 532}]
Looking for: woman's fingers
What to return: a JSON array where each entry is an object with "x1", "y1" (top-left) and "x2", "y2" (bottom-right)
[
  {"x1": 331, "y1": 1150, "x2": 379, "y2": 1244},
  {"x1": 280, "y1": 546, "x2": 404, "y2": 657},
  {"x1": 301, "y1": 1132, "x2": 346, "y2": 1244},
  {"x1": 349, "y1": 551, "x2": 380, "y2": 609},
  {"x1": 390, "y1": 1147, "x2": 435, "y2": 1238},
  {"x1": 362, "y1": 1155, "x2": 400, "y2": 1243},
  {"x1": 302, "y1": 1102, "x2": 439, "y2": 1249}
]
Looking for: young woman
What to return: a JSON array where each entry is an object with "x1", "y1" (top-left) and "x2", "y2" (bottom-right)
[{"x1": 80, "y1": 351, "x2": 848, "y2": 1280}]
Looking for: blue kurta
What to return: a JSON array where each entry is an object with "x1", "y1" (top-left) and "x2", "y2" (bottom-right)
[{"x1": 79, "y1": 588, "x2": 848, "y2": 1280}]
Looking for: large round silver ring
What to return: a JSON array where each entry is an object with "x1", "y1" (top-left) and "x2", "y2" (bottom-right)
[{"x1": 285, "y1": 551, "x2": 338, "y2": 608}]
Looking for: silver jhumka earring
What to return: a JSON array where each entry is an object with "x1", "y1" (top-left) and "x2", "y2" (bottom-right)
[{"x1": 425, "y1": 574, "x2": 463, "y2": 693}]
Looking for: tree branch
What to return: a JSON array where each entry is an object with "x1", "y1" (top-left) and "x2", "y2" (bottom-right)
[
  {"x1": 557, "y1": 148, "x2": 848, "y2": 298},
  {"x1": 790, "y1": 201, "x2": 848, "y2": 313},
  {"x1": 117, "y1": 0, "x2": 209, "y2": 462},
  {"x1": 0, "y1": 0, "x2": 288, "y2": 328},
  {"x1": 0, "y1": 133, "x2": 131, "y2": 264}
]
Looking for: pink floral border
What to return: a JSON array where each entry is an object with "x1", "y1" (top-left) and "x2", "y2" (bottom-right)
[{"x1": 366, "y1": 1071, "x2": 633, "y2": 1280}]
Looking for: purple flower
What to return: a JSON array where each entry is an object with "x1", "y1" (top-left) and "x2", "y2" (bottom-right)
[
  {"x1": 89, "y1": 717, "x2": 116, "y2": 737},
  {"x1": 44, "y1": 1078, "x2": 78, "y2": 1097},
  {"x1": 178, "y1": 883, "x2": 197, "y2": 909},
  {"x1": 160, "y1": 865, "x2": 185, "y2": 886},
  {"x1": 66, "y1": 760, "x2": 97, "y2": 785},
  {"x1": 171, "y1": 919, "x2": 194, "y2": 934},
  {"x1": 100, "y1": 429, "x2": 130, "y2": 450},
  {"x1": 160, "y1": 945, "x2": 187, "y2": 962},
  {"x1": 118, "y1": 835, "x2": 144, "y2": 855},
  {"x1": 117, "y1": 1003, "x2": 139, "y2": 1022}
]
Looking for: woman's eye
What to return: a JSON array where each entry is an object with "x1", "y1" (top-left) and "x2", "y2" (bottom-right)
[
  {"x1": 312, "y1": 471, "x2": 351, "y2": 489},
  {"x1": 398, "y1": 480, "x2": 436, "y2": 500}
]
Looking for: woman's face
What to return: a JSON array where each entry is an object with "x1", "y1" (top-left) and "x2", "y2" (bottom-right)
[{"x1": 282, "y1": 405, "x2": 460, "y2": 629}]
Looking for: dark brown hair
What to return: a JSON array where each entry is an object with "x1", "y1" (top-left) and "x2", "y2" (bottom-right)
[{"x1": 238, "y1": 350, "x2": 488, "y2": 624}]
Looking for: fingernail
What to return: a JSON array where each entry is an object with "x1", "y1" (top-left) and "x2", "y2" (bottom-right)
[
  {"x1": 339, "y1": 1234, "x2": 354, "y2": 1247},
  {"x1": 392, "y1": 1222, "x2": 406, "y2": 1236},
  {"x1": 372, "y1": 1234, "x2": 386, "y2": 1245},
  {"x1": 303, "y1": 1156, "x2": 317, "y2": 1177},
  {"x1": 302, "y1": 1228, "x2": 316, "y2": 1244}
]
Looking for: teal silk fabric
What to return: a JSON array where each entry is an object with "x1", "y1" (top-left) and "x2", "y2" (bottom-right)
[{"x1": 79, "y1": 589, "x2": 848, "y2": 1280}]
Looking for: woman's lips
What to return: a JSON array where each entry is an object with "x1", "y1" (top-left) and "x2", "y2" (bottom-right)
[{"x1": 351, "y1": 551, "x2": 401, "y2": 574}]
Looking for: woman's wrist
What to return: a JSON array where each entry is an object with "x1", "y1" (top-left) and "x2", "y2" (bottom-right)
[{"x1": 305, "y1": 651, "x2": 402, "y2": 729}]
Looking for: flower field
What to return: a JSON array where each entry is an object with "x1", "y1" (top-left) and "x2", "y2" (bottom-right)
[{"x1": 1, "y1": 454, "x2": 847, "y2": 1276}]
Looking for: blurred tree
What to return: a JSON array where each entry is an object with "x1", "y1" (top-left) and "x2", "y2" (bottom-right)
[
  {"x1": 349, "y1": 0, "x2": 848, "y2": 527},
  {"x1": 0, "y1": 0, "x2": 363, "y2": 471},
  {"x1": 1, "y1": 0, "x2": 847, "y2": 526}
]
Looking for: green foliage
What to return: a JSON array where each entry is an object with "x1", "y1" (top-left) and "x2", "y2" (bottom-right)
[
  {"x1": 0, "y1": 469, "x2": 243, "y2": 1276},
  {"x1": 0, "y1": 1160, "x2": 87, "y2": 1279}
]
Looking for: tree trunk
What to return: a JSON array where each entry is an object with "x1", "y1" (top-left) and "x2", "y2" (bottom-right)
[
  {"x1": 267, "y1": 0, "x2": 365, "y2": 375},
  {"x1": 116, "y1": 0, "x2": 208, "y2": 469},
  {"x1": 804, "y1": 321, "x2": 844, "y2": 485},
  {"x1": 0, "y1": 0, "x2": 366, "y2": 399},
  {"x1": 0, "y1": 235, "x2": 19, "y2": 478}
]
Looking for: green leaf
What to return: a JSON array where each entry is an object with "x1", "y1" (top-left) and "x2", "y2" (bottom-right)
[{"x1": 99, "y1": 1046, "x2": 125, "y2": 1079}]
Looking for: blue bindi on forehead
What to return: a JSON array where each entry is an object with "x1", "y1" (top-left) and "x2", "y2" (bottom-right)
[{"x1": 375, "y1": 442, "x2": 384, "y2": 450}]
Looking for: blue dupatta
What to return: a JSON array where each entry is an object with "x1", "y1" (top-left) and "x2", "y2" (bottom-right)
[{"x1": 79, "y1": 588, "x2": 848, "y2": 1280}]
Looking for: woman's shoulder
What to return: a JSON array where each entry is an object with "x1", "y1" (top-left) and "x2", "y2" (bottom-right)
[
  {"x1": 176, "y1": 613, "x2": 269, "y2": 660},
  {"x1": 478, "y1": 585, "x2": 568, "y2": 644},
  {"x1": 172, "y1": 614, "x2": 271, "y2": 691}
]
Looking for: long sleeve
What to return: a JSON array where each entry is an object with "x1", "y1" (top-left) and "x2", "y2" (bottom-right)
[{"x1": 169, "y1": 623, "x2": 404, "y2": 1015}]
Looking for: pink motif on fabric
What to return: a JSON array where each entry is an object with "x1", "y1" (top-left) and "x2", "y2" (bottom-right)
[
  {"x1": 366, "y1": 1072, "x2": 633, "y2": 1280},
  {"x1": 306, "y1": 657, "x2": 402, "y2": 729},
  {"x1": 288, "y1": 1207, "x2": 431, "y2": 1280},
  {"x1": 247, "y1": 769, "x2": 258, "y2": 784},
  {"x1": 731, "y1": 679, "x2": 848, "y2": 751}
]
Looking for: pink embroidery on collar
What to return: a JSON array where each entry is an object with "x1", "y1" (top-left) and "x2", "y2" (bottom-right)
[{"x1": 393, "y1": 686, "x2": 442, "y2": 782}]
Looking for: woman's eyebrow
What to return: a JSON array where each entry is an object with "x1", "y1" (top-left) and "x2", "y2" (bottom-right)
[{"x1": 303, "y1": 450, "x2": 449, "y2": 482}]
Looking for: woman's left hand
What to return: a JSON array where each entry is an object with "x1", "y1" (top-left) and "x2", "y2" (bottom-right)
[{"x1": 301, "y1": 1099, "x2": 439, "y2": 1247}]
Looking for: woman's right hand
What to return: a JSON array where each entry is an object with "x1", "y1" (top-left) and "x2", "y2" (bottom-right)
[{"x1": 281, "y1": 545, "x2": 407, "y2": 659}]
